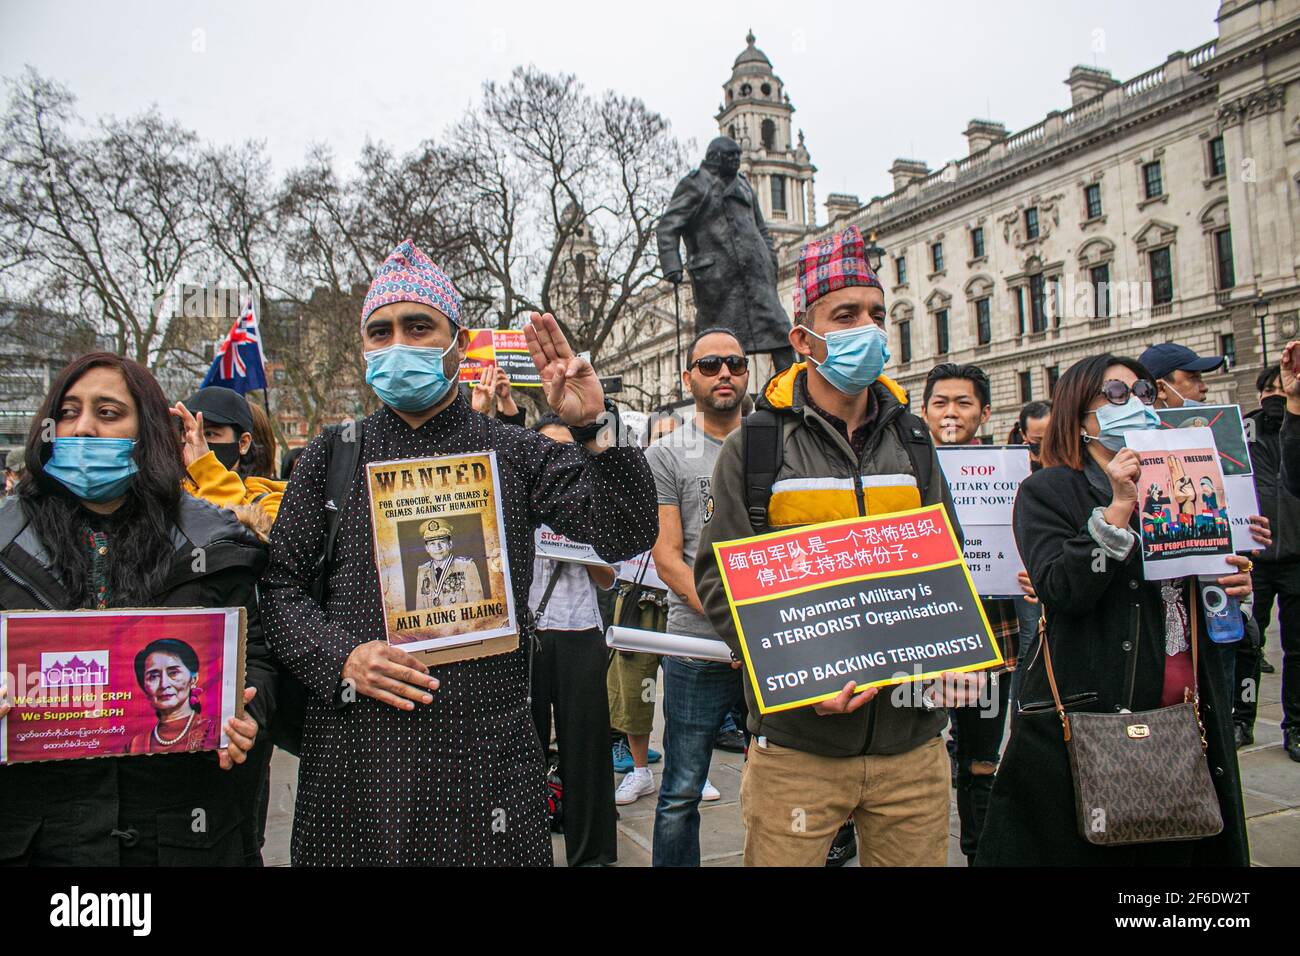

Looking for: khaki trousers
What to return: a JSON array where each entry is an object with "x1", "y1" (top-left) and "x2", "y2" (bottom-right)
[{"x1": 740, "y1": 735, "x2": 950, "y2": 867}]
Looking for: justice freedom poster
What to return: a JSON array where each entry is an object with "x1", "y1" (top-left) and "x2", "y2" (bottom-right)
[
  {"x1": 711, "y1": 504, "x2": 1002, "y2": 714},
  {"x1": 1, "y1": 607, "x2": 245, "y2": 765},
  {"x1": 366, "y1": 452, "x2": 517, "y2": 656},
  {"x1": 1156, "y1": 404, "x2": 1261, "y2": 553},
  {"x1": 934, "y1": 445, "x2": 1031, "y2": 596},
  {"x1": 1125, "y1": 426, "x2": 1234, "y2": 580}
]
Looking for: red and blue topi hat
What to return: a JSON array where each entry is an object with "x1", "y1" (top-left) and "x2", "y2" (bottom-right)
[
  {"x1": 360, "y1": 238, "x2": 462, "y2": 331},
  {"x1": 793, "y1": 225, "x2": 882, "y2": 319}
]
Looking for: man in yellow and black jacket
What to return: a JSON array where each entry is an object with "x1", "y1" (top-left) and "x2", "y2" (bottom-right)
[{"x1": 695, "y1": 225, "x2": 966, "y2": 867}]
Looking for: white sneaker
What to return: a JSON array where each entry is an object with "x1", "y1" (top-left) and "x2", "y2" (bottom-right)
[
  {"x1": 615, "y1": 768, "x2": 657, "y2": 806},
  {"x1": 701, "y1": 778, "x2": 721, "y2": 801}
]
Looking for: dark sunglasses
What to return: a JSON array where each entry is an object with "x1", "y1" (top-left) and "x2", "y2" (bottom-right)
[
  {"x1": 1098, "y1": 378, "x2": 1156, "y2": 406},
  {"x1": 689, "y1": 354, "x2": 748, "y2": 376}
]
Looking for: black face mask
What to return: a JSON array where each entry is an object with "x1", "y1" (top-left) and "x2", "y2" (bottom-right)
[
  {"x1": 1261, "y1": 395, "x2": 1286, "y2": 424},
  {"x1": 209, "y1": 442, "x2": 242, "y2": 470}
]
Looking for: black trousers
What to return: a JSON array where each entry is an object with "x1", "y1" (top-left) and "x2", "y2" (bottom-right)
[
  {"x1": 948, "y1": 670, "x2": 1011, "y2": 862},
  {"x1": 530, "y1": 627, "x2": 618, "y2": 867},
  {"x1": 1236, "y1": 559, "x2": 1300, "y2": 732}
]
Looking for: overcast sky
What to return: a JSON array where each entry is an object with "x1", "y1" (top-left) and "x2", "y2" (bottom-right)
[{"x1": 1, "y1": 0, "x2": 1220, "y2": 209}]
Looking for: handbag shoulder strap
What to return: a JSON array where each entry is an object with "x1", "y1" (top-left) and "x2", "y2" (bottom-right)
[{"x1": 1039, "y1": 581, "x2": 1204, "y2": 746}]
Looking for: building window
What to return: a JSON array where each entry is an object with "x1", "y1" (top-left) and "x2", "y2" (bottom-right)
[
  {"x1": 1214, "y1": 228, "x2": 1235, "y2": 289},
  {"x1": 770, "y1": 175, "x2": 786, "y2": 213},
  {"x1": 1025, "y1": 207, "x2": 1040, "y2": 240},
  {"x1": 1143, "y1": 161, "x2": 1163, "y2": 199},
  {"x1": 898, "y1": 320, "x2": 912, "y2": 364},
  {"x1": 1029, "y1": 273, "x2": 1047, "y2": 333},
  {"x1": 1220, "y1": 333, "x2": 1236, "y2": 369},
  {"x1": 1047, "y1": 365, "x2": 1061, "y2": 397},
  {"x1": 896, "y1": 256, "x2": 908, "y2": 285},
  {"x1": 1014, "y1": 287, "x2": 1025, "y2": 335},
  {"x1": 1089, "y1": 263, "x2": 1111, "y2": 318},
  {"x1": 1149, "y1": 247, "x2": 1173, "y2": 305},
  {"x1": 728, "y1": 123, "x2": 736, "y2": 140},
  {"x1": 931, "y1": 242, "x2": 944, "y2": 273},
  {"x1": 975, "y1": 297, "x2": 991, "y2": 345},
  {"x1": 1019, "y1": 370, "x2": 1032, "y2": 403},
  {"x1": 935, "y1": 309, "x2": 949, "y2": 354},
  {"x1": 1085, "y1": 183, "x2": 1103, "y2": 220},
  {"x1": 971, "y1": 227, "x2": 985, "y2": 259},
  {"x1": 761, "y1": 118, "x2": 776, "y2": 151},
  {"x1": 1208, "y1": 137, "x2": 1226, "y2": 178}
]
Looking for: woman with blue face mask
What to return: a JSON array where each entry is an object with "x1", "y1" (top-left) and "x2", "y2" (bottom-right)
[
  {"x1": 0, "y1": 352, "x2": 276, "y2": 866},
  {"x1": 976, "y1": 353, "x2": 1254, "y2": 867}
]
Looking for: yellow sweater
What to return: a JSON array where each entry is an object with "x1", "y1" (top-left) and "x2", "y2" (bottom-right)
[{"x1": 184, "y1": 451, "x2": 285, "y2": 522}]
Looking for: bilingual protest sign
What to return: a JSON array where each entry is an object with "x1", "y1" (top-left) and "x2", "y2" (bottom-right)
[
  {"x1": 934, "y1": 445, "x2": 1030, "y2": 596},
  {"x1": 711, "y1": 504, "x2": 1002, "y2": 714},
  {"x1": 367, "y1": 452, "x2": 517, "y2": 663},
  {"x1": 458, "y1": 328, "x2": 497, "y2": 384},
  {"x1": 1, "y1": 607, "x2": 245, "y2": 765},
  {"x1": 1125, "y1": 426, "x2": 1233, "y2": 580},
  {"x1": 534, "y1": 525, "x2": 608, "y2": 566},
  {"x1": 1156, "y1": 404, "x2": 1260, "y2": 553},
  {"x1": 457, "y1": 328, "x2": 544, "y2": 388}
]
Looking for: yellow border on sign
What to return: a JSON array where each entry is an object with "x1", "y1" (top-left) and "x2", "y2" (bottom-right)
[{"x1": 711, "y1": 503, "x2": 1005, "y2": 714}]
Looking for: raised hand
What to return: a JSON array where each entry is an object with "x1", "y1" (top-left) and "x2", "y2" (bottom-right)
[
  {"x1": 1281, "y1": 340, "x2": 1300, "y2": 411},
  {"x1": 169, "y1": 402, "x2": 210, "y2": 468},
  {"x1": 523, "y1": 311, "x2": 604, "y2": 426}
]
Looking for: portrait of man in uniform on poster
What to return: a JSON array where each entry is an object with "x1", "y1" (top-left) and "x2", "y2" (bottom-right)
[{"x1": 402, "y1": 516, "x2": 488, "y2": 611}]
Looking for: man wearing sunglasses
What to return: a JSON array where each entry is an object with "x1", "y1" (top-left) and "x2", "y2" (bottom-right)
[{"x1": 644, "y1": 327, "x2": 749, "y2": 865}]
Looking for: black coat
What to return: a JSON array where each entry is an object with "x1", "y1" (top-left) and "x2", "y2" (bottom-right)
[
  {"x1": 1246, "y1": 408, "x2": 1300, "y2": 564},
  {"x1": 0, "y1": 494, "x2": 273, "y2": 866},
  {"x1": 656, "y1": 166, "x2": 791, "y2": 354},
  {"x1": 975, "y1": 462, "x2": 1248, "y2": 866}
]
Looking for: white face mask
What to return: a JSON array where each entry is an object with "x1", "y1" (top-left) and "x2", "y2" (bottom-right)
[{"x1": 1160, "y1": 378, "x2": 1203, "y2": 407}]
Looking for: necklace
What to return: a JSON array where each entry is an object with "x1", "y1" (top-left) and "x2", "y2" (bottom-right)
[{"x1": 153, "y1": 711, "x2": 196, "y2": 747}]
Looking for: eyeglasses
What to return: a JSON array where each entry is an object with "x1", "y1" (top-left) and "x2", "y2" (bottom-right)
[
  {"x1": 689, "y1": 354, "x2": 748, "y2": 376},
  {"x1": 1098, "y1": 379, "x2": 1156, "y2": 406}
]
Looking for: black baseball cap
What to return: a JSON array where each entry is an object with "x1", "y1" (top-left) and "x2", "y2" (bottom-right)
[
  {"x1": 1138, "y1": 343, "x2": 1225, "y2": 381},
  {"x1": 184, "y1": 386, "x2": 254, "y2": 436}
]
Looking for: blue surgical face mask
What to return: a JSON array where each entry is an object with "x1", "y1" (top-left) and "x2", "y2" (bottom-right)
[
  {"x1": 803, "y1": 324, "x2": 890, "y2": 395},
  {"x1": 364, "y1": 344, "x2": 455, "y2": 412},
  {"x1": 44, "y1": 436, "x2": 138, "y2": 503},
  {"x1": 1089, "y1": 396, "x2": 1159, "y2": 452},
  {"x1": 1161, "y1": 379, "x2": 1203, "y2": 407}
]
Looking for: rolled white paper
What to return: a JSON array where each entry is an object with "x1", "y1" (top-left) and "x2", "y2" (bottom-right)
[{"x1": 605, "y1": 626, "x2": 735, "y2": 663}]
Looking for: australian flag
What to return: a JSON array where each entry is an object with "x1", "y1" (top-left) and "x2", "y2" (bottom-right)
[{"x1": 201, "y1": 298, "x2": 267, "y2": 394}]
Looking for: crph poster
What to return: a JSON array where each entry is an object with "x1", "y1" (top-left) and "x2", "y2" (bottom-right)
[
  {"x1": 367, "y1": 451, "x2": 517, "y2": 655},
  {"x1": 1, "y1": 607, "x2": 244, "y2": 765}
]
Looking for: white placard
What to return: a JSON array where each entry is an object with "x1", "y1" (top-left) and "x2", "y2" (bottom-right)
[
  {"x1": 616, "y1": 550, "x2": 667, "y2": 591},
  {"x1": 605, "y1": 626, "x2": 733, "y2": 663},
  {"x1": 533, "y1": 525, "x2": 608, "y2": 566},
  {"x1": 934, "y1": 445, "x2": 1031, "y2": 595}
]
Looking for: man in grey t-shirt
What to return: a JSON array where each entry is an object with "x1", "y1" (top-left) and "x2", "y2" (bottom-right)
[{"x1": 643, "y1": 328, "x2": 749, "y2": 866}]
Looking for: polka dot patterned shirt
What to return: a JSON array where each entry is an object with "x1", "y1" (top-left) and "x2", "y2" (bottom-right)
[{"x1": 261, "y1": 394, "x2": 657, "y2": 866}]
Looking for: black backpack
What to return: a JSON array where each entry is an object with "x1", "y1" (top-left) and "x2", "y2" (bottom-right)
[
  {"x1": 741, "y1": 406, "x2": 934, "y2": 534},
  {"x1": 271, "y1": 420, "x2": 365, "y2": 756}
]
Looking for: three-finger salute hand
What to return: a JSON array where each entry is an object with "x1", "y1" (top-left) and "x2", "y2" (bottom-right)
[
  {"x1": 169, "y1": 402, "x2": 210, "y2": 469},
  {"x1": 523, "y1": 312, "x2": 604, "y2": 426},
  {"x1": 342, "y1": 641, "x2": 440, "y2": 711}
]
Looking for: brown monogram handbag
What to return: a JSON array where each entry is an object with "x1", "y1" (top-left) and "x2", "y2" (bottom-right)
[{"x1": 1038, "y1": 582, "x2": 1223, "y2": 846}]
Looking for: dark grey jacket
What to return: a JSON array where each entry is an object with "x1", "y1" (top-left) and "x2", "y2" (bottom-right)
[{"x1": 656, "y1": 166, "x2": 791, "y2": 354}]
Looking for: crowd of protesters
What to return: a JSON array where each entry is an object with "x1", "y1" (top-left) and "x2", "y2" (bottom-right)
[{"x1": 1, "y1": 227, "x2": 1297, "y2": 868}]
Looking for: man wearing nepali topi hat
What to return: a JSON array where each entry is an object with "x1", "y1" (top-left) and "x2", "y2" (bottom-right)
[
  {"x1": 261, "y1": 238, "x2": 658, "y2": 866},
  {"x1": 414, "y1": 517, "x2": 484, "y2": 609}
]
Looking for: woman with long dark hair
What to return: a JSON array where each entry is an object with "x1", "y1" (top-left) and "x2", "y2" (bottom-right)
[
  {"x1": 0, "y1": 352, "x2": 276, "y2": 866},
  {"x1": 976, "y1": 353, "x2": 1252, "y2": 865}
]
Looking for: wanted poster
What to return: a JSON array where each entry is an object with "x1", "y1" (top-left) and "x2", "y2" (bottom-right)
[{"x1": 367, "y1": 452, "x2": 517, "y2": 656}]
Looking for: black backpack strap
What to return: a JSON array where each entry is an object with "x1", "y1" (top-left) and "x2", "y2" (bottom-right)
[
  {"x1": 894, "y1": 410, "x2": 934, "y2": 498},
  {"x1": 311, "y1": 420, "x2": 365, "y2": 604},
  {"x1": 742, "y1": 409, "x2": 784, "y2": 534}
]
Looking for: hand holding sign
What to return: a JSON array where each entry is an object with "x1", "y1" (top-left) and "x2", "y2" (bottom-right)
[
  {"x1": 1103, "y1": 447, "x2": 1141, "y2": 527},
  {"x1": 814, "y1": 681, "x2": 879, "y2": 715},
  {"x1": 923, "y1": 671, "x2": 987, "y2": 709},
  {"x1": 343, "y1": 640, "x2": 440, "y2": 711},
  {"x1": 218, "y1": 686, "x2": 259, "y2": 771}
]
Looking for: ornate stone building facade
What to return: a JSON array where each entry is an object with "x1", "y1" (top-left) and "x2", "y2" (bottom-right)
[{"x1": 605, "y1": 1, "x2": 1300, "y2": 441}]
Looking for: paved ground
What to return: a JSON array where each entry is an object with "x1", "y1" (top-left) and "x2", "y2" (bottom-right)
[{"x1": 262, "y1": 626, "x2": 1298, "y2": 867}]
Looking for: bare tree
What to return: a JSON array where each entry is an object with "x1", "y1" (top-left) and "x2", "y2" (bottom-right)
[{"x1": 0, "y1": 68, "x2": 203, "y2": 367}]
